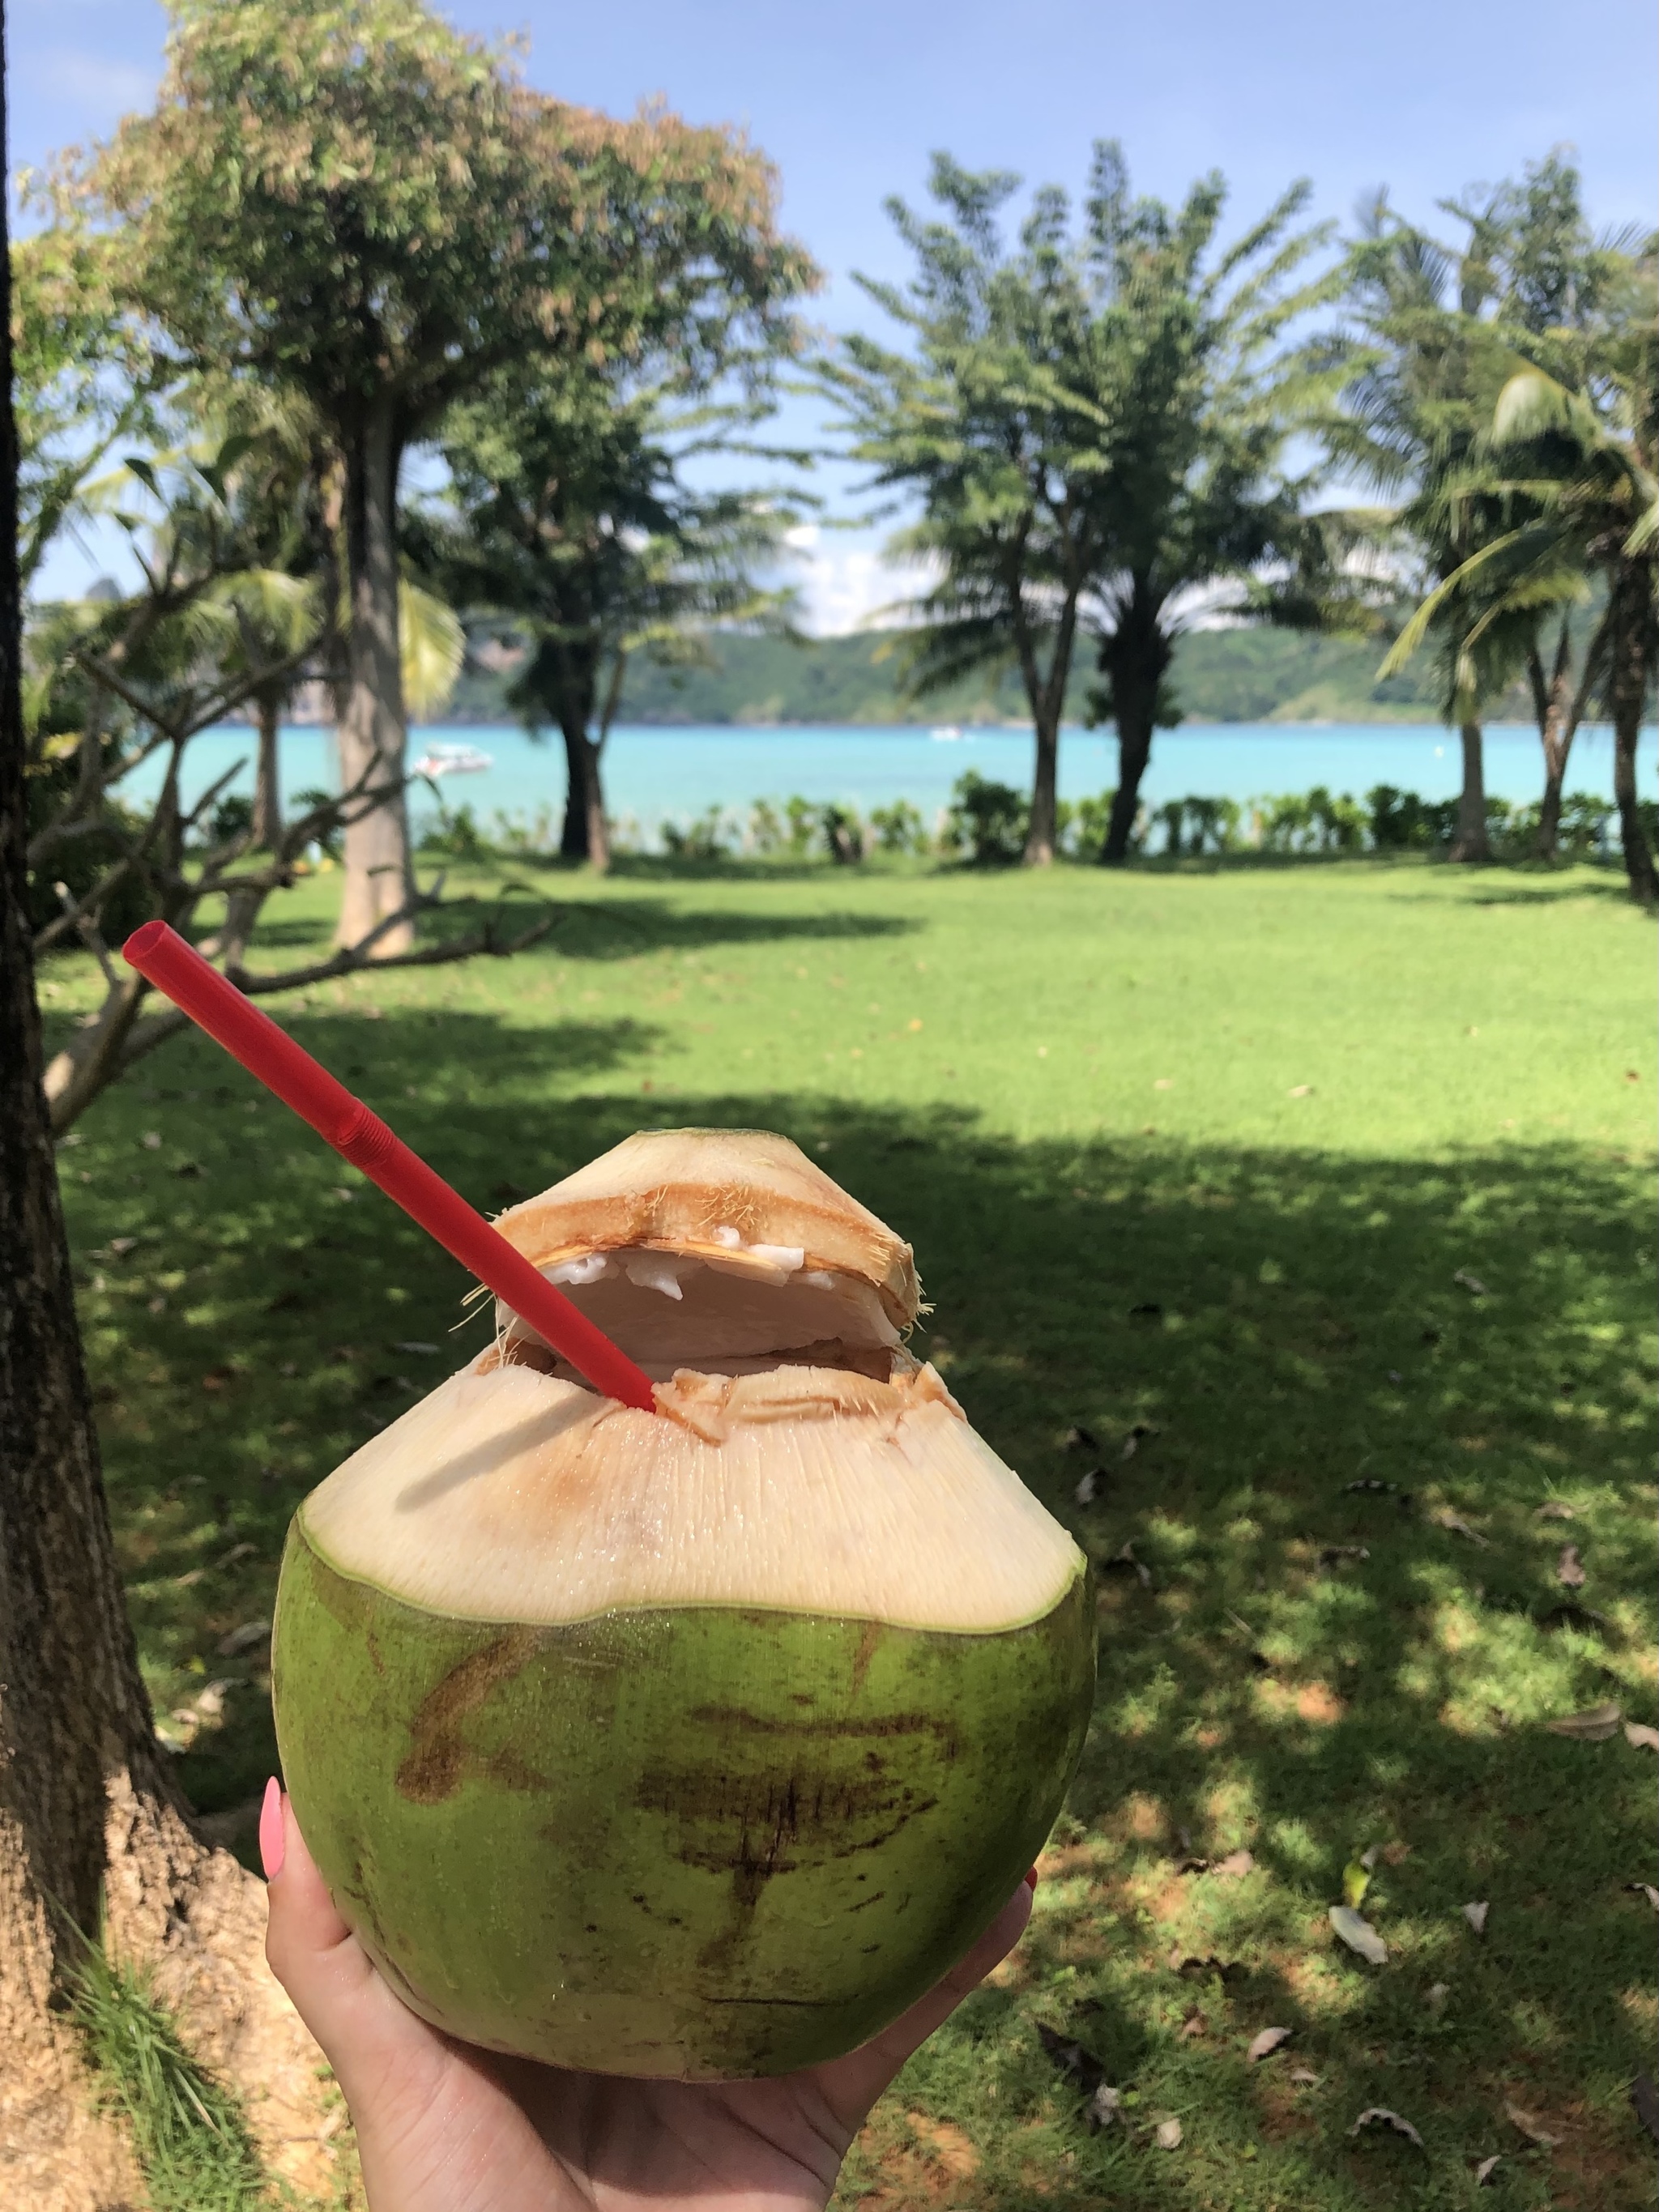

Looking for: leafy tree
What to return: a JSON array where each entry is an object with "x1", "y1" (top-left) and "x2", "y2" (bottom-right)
[
  {"x1": 426, "y1": 374, "x2": 798, "y2": 871},
  {"x1": 1337, "y1": 160, "x2": 1626, "y2": 860},
  {"x1": 72, "y1": 0, "x2": 812, "y2": 948},
  {"x1": 2, "y1": 85, "x2": 342, "y2": 2196},
  {"x1": 828, "y1": 148, "x2": 1343, "y2": 867},
  {"x1": 1076, "y1": 147, "x2": 1349, "y2": 863},
  {"x1": 25, "y1": 427, "x2": 531, "y2": 1132},
  {"x1": 825, "y1": 157, "x2": 1114, "y2": 863},
  {"x1": 1396, "y1": 293, "x2": 1659, "y2": 900}
]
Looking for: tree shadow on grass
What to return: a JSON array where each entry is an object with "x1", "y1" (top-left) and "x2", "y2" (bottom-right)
[
  {"x1": 230, "y1": 890, "x2": 920, "y2": 974},
  {"x1": 70, "y1": 1038, "x2": 1654, "y2": 2206}
]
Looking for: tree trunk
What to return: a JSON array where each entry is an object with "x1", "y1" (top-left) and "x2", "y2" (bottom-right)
[
  {"x1": 251, "y1": 688, "x2": 283, "y2": 850},
  {"x1": 1096, "y1": 583, "x2": 1171, "y2": 867},
  {"x1": 336, "y1": 402, "x2": 413, "y2": 953},
  {"x1": 1608, "y1": 561, "x2": 1657, "y2": 906},
  {"x1": 558, "y1": 720, "x2": 610, "y2": 873},
  {"x1": 0, "y1": 125, "x2": 332, "y2": 2198},
  {"x1": 1448, "y1": 719, "x2": 1488, "y2": 862},
  {"x1": 1024, "y1": 713, "x2": 1060, "y2": 866}
]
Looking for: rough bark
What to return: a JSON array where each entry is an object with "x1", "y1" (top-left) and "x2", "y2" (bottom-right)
[
  {"x1": 1098, "y1": 587, "x2": 1173, "y2": 866},
  {"x1": 1608, "y1": 562, "x2": 1658, "y2": 906},
  {"x1": 1025, "y1": 713, "x2": 1060, "y2": 867},
  {"x1": 1448, "y1": 719, "x2": 1488, "y2": 862},
  {"x1": 336, "y1": 402, "x2": 414, "y2": 952},
  {"x1": 558, "y1": 718, "x2": 610, "y2": 872},
  {"x1": 250, "y1": 688, "x2": 283, "y2": 850}
]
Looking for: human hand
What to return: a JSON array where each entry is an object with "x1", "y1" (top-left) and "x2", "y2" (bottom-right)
[{"x1": 262, "y1": 1780, "x2": 1034, "y2": 2212}]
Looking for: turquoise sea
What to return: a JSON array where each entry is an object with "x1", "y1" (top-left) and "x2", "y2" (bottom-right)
[{"x1": 124, "y1": 720, "x2": 1636, "y2": 847}]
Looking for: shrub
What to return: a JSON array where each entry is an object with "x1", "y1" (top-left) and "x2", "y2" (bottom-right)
[
  {"x1": 821, "y1": 803, "x2": 865, "y2": 864},
  {"x1": 204, "y1": 792, "x2": 254, "y2": 849},
  {"x1": 869, "y1": 799, "x2": 927, "y2": 855},
  {"x1": 291, "y1": 786, "x2": 344, "y2": 861},
  {"x1": 1367, "y1": 785, "x2": 1456, "y2": 850},
  {"x1": 660, "y1": 806, "x2": 735, "y2": 860},
  {"x1": 1559, "y1": 794, "x2": 1614, "y2": 856},
  {"x1": 947, "y1": 771, "x2": 1027, "y2": 865},
  {"x1": 417, "y1": 801, "x2": 493, "y2": 863}
]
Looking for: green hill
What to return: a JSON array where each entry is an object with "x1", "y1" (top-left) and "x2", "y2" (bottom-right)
[{"x1": 441, "y1": 622, "x2": 1530, "y2": 728}]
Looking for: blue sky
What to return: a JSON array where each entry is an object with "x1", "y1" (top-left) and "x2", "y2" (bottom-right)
[{"x1": 15, "y1": 0, "x2": 1657, "y2": 623}]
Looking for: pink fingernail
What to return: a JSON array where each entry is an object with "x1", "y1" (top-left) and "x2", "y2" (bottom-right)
[
  {"x1": 259, "y1": 1777, "x2": 286, "y2": 1880},
  {"x1": 1025, "y1": 1866, "x2": 1039, "y2": 1890}
]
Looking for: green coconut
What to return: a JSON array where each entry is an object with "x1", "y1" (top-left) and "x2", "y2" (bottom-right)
[{"x1": 271, "y1": 1128, "x2": 1094, "y2": 2079}]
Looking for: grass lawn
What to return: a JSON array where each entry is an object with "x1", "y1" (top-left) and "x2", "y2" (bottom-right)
[{"x1": 43, "y1": 853, "x2": 1657, "y2": 2210}]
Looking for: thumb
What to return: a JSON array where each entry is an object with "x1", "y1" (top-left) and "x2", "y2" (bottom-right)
[{"x1": 261, "y1": 1779, "x2": 445, "y2": 2106}]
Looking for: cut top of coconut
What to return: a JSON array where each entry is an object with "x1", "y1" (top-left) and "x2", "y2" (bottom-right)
[
  {"x1": 491, "y1": 1128, "x2": 921, "y2": 1365},
  {"x1": 299, "y1": 1349, "x2": 1085, "y2": 1633}
]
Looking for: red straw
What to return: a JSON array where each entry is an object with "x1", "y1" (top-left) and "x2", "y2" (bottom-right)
[{"x1": 121, "y1": 922, "x2": 657, "y2": 1412}]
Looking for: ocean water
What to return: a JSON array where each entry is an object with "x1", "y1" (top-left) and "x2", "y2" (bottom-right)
[{"x1": 122, "y1": 719, "x2": 1637, "y2": 846}]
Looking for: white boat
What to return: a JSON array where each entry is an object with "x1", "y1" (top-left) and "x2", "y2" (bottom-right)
[
  {"x1": 413, "y1": 741, "x2": 493, "y2": 778},
  {"x1": 929, "y1": 724, "x2": 965, "y2": 742}
]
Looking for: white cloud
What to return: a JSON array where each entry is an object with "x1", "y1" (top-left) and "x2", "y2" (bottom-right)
[{"x1": 783, "y1": 523, "x2": 936, "y2": 637}]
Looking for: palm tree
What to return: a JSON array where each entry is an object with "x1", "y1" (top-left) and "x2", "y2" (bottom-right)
[
  {"x1": 1332, "y1": 195, "x2": 1530, "y2": 861},
  {"x1": 1393, "y1": 320, "x2": 1658, "y2": 899},
  {"x1": 1073, "y1": 146, "x2": 1349, "y2": 863}
]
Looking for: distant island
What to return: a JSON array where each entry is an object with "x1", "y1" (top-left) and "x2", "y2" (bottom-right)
[{"x1": 429, "y1": 623, "x2": 1526, "y2": 730}]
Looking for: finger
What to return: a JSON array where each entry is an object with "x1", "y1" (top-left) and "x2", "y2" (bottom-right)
[
  {"x1": 263, "y1": 1788, "x2": 442, "y2": 2097},
  {"x1": 810, "y1": 1878, "x2": 1034, "y2": 2131}
]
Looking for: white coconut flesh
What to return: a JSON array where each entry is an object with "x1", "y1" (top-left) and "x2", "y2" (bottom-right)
[
  {"x1": 301, "y1": 1127, "x2": 1083, "y2": 1634},
  {"x1": 299, "y1": 1351, "x2": 1084, "y2": 1634},
  {"x1": 495, "y1": 1236, "x2": 902, "y2": 1370}
]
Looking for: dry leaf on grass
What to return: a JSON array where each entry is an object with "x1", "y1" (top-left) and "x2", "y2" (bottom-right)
[
  {"x1": 1546, "y1": 1700, "x2": 1623, "y2": 1741},
  {"x1": 392, "y1": 1340, "x2": 441, "y2": 1355},
  {"x1": 1425, "y1": 1981, "x2": 1450, "y2": 2012},
  {"x1": 1535, "y1": 1499, "x2": 1575, "y2": 1520},
  {"x1": 1556, "y1": 1544, "x2": 1587, "y2": 1588},
  {"x1": 1349, "y1": 2107, "x2": 1424, "y2": 2149},
  {"x1": 1623, "y1": 1721, "x2": 1659, "y2": 1751},
  {"x1": 1154, "y1": 2117, "x2": 1183, "y2": 2150},
  {"x1": 1329, "y1": 1905, "x2": 1387, "y2": 1963},
  {"x1": 1452, "y1": 1268, "x2": 1488, "y2": 1296},
  {"x1": 1213, "y1": 1848, "x2": 1256, "y2": 1878},
  {"x1": 1432, "y1": 1507, "x2": 1490, "y2": 1546},
  {"x1": 1319, "y1": 1543, "x2": 1370, "y2": 1566},
  {"x1": 1178, "y1": 2010, "x2": 1206, "y2": 2039},
  {"x1": 1475, "y1": 2154, "x2": 1502, "y2": 2184},
  {"x1": 1085, "y1": 2083, "x2": 1120, "y2": 2132},
  {"x1": 1063, "y1": 1425, "x2": 1098, "y2": 1453},
  {"x1": 1290, "y1": 2065, "x2": 1318, "y2": 2085},
  {"x1": 1462, "y1": 1900, "x2": 1490, "y2": 1934},
  {"x1": 1074, "y1": 1468, "x2": 1103, "y2": 1507},
  {"x1": 1630, "y1": 2075, "x2": 1659, "y2": 2146},
  {"x1": 1503, "y1": 2100, "x2": 1560, "y2": 2148},
  {"x1": 1247, "y1": 2027, "x2": 1293, "y2": 2062},
  {"x1": 1627, "y1": 1883, "x2": 1659, "y2": 1912}
]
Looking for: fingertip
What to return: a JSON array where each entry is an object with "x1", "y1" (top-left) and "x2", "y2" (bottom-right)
[{"x1": 258, "y1": 1778, "x2": 285, "y2": 1881}]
